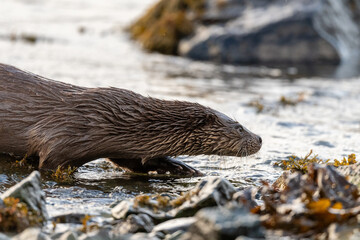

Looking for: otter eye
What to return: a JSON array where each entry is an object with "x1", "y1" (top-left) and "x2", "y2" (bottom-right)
[{"x1": 234, "y1": 125, "x2": 244, "y2": 132}]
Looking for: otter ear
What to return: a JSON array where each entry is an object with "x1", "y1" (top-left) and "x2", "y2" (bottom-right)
[
  {"x1": 205, "y1": 113, "x2": 217, "y2": 124},
  {"x1": 188, "y1": 112, "x2": 216, "y2": 129},
  {"x1": 196, "y1": 112, "x2": 216, "y2": 127}
]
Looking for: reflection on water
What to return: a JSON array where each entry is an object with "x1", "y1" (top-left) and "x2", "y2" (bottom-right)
[{"x1": 0, "y1": 0, "x2": 360, "y2": 217}]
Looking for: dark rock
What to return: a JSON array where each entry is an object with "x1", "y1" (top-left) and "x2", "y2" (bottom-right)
[
  {"x1": 131, "y1": 0, "x2": 360, "y2": 72},
  {"x1": 1, "y1": 171, "x2": 48, "y2": 220},
  {"x1": 170, "y1": 177, "x2": 236, "y2": 218},
  {"x1": 112, "y1": 177, "x2": 236, "y2": 222},
  {"x1": 181, "y1": 205, "x2": 265, "y2": 240},
  {"x1": 113, "y1": 214, "x2": 154, "y2": 234},
  {"x1": 12, "y1": 228, "x2": 50, "y2": 240},
  {"x1": 152, "y1": 217, "x2": 196, "y2": 234},
  {"x1": 111, "y1": 199, "x2": 171, "y2": 222},
  {"x1": 52, "y1": 213, "x2": 89, "y2": 224},
  {"x1": 179, "y1": 0, "x2": 341, "y2": 65}
]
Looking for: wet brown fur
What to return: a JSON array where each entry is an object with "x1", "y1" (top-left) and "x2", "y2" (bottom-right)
[{"x1": 0, "y1": 63, "x2": 261, "y2": 175}]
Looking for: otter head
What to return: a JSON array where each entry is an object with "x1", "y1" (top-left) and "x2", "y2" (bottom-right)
[{"x1": 187, "y1": 109, "x2": 262, "y2": 157}]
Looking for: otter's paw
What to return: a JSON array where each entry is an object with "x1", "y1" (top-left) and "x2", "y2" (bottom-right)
[{"x1": 144, "y1": 157, "x2": 203, "y2": 177}]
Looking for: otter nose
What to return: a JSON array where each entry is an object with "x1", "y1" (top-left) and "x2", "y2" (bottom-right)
[{"x1": 258, "y1": 136, "x2": 262, "y2": 144}]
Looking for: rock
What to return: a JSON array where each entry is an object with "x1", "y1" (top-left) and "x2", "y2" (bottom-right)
[
  {"x1": 337, "y1": 163, "x2": 360, "y2": 188},
  {"x1": 234, "y1": 237, "x2": 263, "y2": 240},
  {"x1": 180, "y1": 205, "x2": 265, "y2": 240},
  {"x1": 52, "y1": 213, "x2": 90, "y2": 224},
  {"x1": 179, "y1": 0, "x2": 340, "y2": 65},
  {"x1": 113, "y1": 214, "x2": 154, "y2": 234},
  {"x1": 51, "y1": 230, "x2": 80, "y2": 240},
  {"x1": 78, "y1": 229, "x2": 112, "y2": 240},
  {"x1": 0, "y1": 233, "x2": 11, "y2": 240},
  {"x1": 164, "y1": 230, "x2": 185, "y2": 240},
  {"x1": 232, "y1": 187, "x2": 259, "y2": 210},
  {"x1": 112, "y1": 177, "x2": 236, "y2": 222},
  {"x1": 170, "y1": 177, "x2": 236, "y2": 218},
  {"x1": 124, "y1": 232, "x2": 161, "y2": 240},
  {"x1": 327, "y1": 223, "x2": 360, "y2": 240},
  {"x1": 260, "y1": 164, "x2": 360, "y2": 237},
  {"x1": 111, "y1": 199, "x2": 171, "y2": 221},
  {"x1": 131, "y1": 0, "x2": 360, "y2": 69},
  {"x1": 152, "y1": 217, "x2": 196, "y2": 234},
  {"x1": 12, "y1": 228, "x2": 50, "y2": 240},
  {"x1": 349, "y1": 229, "x2": 360, "y2": 240},
  {"x1": 1, "y1": 171, "x2": 48, "y2": 220}
]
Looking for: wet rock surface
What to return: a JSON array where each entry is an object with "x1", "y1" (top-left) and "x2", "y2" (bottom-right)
[
  {"x1": 113, "y1": 214, "x2": 154, "y2": 234},
  {"x1": 179, "y1": 0, "x2": 342, "y2": 65},
  {"x1": 179, "y1": 0, "x2": 340, "y2": 64},
  {"x1": 0, "y1": 171, "x2": 48, "y2": 233},
  {"x1": 130, "y1": 0, "x2": 360, "y2": 66},
  {"x1": 152, "y1": 217, "x2": 196, "y2": 234},
  {"x1": 3, "y1": 167, "x2": 360, "y2": 239},
  {"x1": 0, "y1": 233, "x2": 11, "y2": 240},
  {"x1": 1, "y1": 171, "x2": 48, "y2": 220},
  {"x1": 12, "y1": 227, "x2": 50, "y2": 240},
  {"x1": 170, "y1": 177, "x2": 236, "y2": 218},
  {"x1": 181, "y1": 205, "x2": 265, "y2": 240},
  {"x1": 111, "y1": 177, "x2": 236, "y2": 222}
]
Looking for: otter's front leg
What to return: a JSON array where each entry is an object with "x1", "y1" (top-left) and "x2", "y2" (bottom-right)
[{"x1": 108, "y1": 157, "x2": 203, "y2": 177}]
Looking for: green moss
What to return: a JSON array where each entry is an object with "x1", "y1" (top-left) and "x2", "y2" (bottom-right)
[
  {"x1": 274, "y1": 150, "x2": 357, "y2": 174},
  {"x1": 128, "y1": 0, "x2": 205, "y2": 55}
]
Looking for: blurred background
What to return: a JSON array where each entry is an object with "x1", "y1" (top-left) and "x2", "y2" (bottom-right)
[{"x1": 0, "y1": 0, "x2": 359, "y2": 215}]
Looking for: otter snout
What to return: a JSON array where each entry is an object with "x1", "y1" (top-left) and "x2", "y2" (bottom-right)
[{"x1": 237, "y1": 128, "x2": 262, "y2": 157}]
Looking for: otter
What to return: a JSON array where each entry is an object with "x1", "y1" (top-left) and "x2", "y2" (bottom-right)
[{"x1": 0, "y1": 63, "x2": 262, "y2": 176}]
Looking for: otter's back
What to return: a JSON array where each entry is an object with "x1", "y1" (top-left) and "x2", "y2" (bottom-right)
[{"x1": 0, "y1": 63, "x2": 84, "y2": 155}]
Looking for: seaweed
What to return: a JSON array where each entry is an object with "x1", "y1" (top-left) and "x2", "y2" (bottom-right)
[
  {"x1": 0, "y1": 197, "x2": 44, "y2": 233},
  {"x1": 133, "y1": 195, "x2": 151, "y2": 209},
  {"x1": 11, "y1": 154, "x2": 34, "y2": 170},
  {"x1": 51, "y1": 165, "x2": 77, "y2": 183},
  {"x1": 170, "y1": 189, "x2": 199, "y2": 208},
  {"x1": 334, "y1": 153, "x2": 357, "y2": 167},
  {"x1": 256, "y1": 164, "x2": 360, "y2": 238},
  {"x1": 128, "y1": 0, "x2": 205, "y2": 55},
  {"x1": 133, "y1": 194, "x2": 174, "y2": 213},
  {"x1": 131, "y1": 192, "x2": 203, "y2": 213},
  {"x1": 279, "y1": 92, "x2": 305, "y2": 106},
  {"x1": 247, "y1": 99, "x2": 265, "y2": 113},
  {"x1": 274, "y1": 150, "x2": 357, "y2": 174},
  {"x1": 248, "y1": 92, "x2": 306, "y2": 114}
]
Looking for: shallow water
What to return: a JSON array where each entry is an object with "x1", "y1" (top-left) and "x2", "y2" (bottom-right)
[{"x1": 0, "y1": 0, "x2": 359, "y2": 217}]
